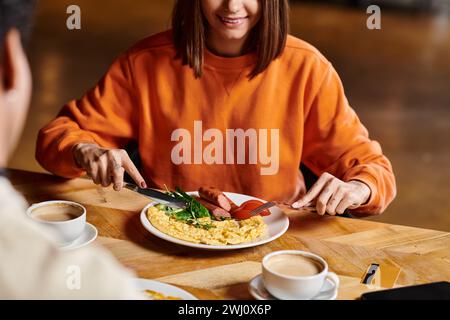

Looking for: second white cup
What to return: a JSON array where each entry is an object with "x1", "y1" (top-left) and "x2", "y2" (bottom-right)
[{"x1": 262, "y1": 250, "x2": 339, "y2": 300}]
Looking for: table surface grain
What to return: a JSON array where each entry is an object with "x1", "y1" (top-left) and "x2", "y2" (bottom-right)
[{"x1": 8, "y1": 169, "x2": 450, "y2": 300}]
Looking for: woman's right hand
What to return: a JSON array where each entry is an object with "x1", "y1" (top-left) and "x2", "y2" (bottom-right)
[{"x1": 72, "y1": 143, "x2": 147, "y2": 191}]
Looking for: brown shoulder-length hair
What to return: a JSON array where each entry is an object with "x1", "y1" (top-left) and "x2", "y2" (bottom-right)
[{"x1": 172, "y1": 0, "x2": 290, "y2": 79}]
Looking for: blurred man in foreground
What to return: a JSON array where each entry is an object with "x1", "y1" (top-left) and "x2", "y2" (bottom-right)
[{"x1": 0, "y1": 0, "x2": 141, "y2": 299}]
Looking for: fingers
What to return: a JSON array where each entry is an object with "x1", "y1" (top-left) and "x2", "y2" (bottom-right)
[
  {"x1": 111, "y1": 166, "x2": 125, "y2": 191},
  {"x1": 87, "y1": 162, "x2": 101, "y2": 185},
  {"x1": 74, "y1": 145, "x2": 145, "y2": 190},
  {"x1": 98, "y1": 155, "x2": 111, "y2": 187},
  {"x1": 336, "y1": 196, "x2": 355, "y2": 215},
  {"x1": 108, "y1": 151, "x2": 125, "y2": 191},
  {"x1": 316, "y1": 179, "x2": 339, "y2": 215},
  {"x1": 292, "y1": 173, "x2": 333, "y2": 209},
  {"x1": 85, "y1": 154, "x2": 110, "y2": 187},
  {"x1": 291, "y1": 173, "x2": 366, "y2": 216},
  {"x1": 120, "y1": 150, "x2": 147, "y2": 188},
  {"x1": 326, "y1": 187, "x2": 345, "y2": 216}
]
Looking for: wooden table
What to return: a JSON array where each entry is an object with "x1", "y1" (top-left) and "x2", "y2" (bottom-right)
[{"x1": 8, "y1": 169, "x2": 450, "y2": 300}]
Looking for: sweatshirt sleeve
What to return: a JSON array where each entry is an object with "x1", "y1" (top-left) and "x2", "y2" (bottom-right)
[
  {"x1": 36, "y1": 52, "x2": 139, "y2": 178},
  {"x1": 302, "y1": 64, "x2": 396, "y2": 215}
]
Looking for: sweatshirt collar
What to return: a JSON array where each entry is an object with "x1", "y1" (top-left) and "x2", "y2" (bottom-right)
[{"x1": 204, "y1": 47, "x2": 256, "y2": 71}]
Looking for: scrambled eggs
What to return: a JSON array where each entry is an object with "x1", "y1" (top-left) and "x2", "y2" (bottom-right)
[
  {"x1": 144, "y1": 290, "x2": 182, "y2": 300},
  {"x1": 147, "y1": 206, "x2": 267, "y2": 245}
]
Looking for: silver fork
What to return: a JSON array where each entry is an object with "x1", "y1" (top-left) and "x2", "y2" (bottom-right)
[{"x1": 248, "y1": 201, "x2": 278, "y2": 217}]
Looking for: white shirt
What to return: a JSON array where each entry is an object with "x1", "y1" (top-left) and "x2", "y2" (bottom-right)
[{"x1": 0, "y1": 177, "x2": 142, "y2": 299}]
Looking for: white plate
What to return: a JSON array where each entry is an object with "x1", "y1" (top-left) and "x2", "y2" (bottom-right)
[
  {"x1": 59, "y1": 223, "x2": 98, "y2": 251},
  {"x1": 133, "y1": 278, "x2": 197, "y2": 300},
  {"x1": 140, "y1": 191, "x2": 289, "y2": 250},
  {"x1": 249, "y1": 274, "x2": 338, "y2": 300}
]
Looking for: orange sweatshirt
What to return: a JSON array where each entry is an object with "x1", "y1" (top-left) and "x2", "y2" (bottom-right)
[{"x1": 36, "y1": 30, "x2": 396, "y2": 214}]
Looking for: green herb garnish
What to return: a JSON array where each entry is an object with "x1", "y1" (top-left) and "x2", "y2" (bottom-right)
[{"x1": 156, "y1": 187, "x2": 214, "y2": 230}]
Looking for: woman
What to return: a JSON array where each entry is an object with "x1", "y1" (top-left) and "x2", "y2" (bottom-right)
[{"x1": 36, "y1": 0, "x2": 396, "y2": 216}]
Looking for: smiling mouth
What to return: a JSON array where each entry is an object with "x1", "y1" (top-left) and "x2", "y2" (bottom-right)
[{"x1": 218, "y1": 15, "x2": 249, "y2": 25}]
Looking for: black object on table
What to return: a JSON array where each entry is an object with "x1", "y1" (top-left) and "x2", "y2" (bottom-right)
[{"x1": 361, "y1": 281, "x2": 450, "y2": 300}]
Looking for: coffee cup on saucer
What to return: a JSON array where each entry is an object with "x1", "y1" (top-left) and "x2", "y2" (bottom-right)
[
  {"x1": 261, "y1": 250, "x2": 340, "y2": 300},
  {"x1": 26, "y1": 200, "x2": 86, "y2": 245}
]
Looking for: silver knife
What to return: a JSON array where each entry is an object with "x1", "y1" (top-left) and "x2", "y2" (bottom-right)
[
  {"x1": 124, "y1": 183, "x2": 186, "y2": 208},
  {"x1": 248, "y1": 201, "x2": 278, "y2": 216}
]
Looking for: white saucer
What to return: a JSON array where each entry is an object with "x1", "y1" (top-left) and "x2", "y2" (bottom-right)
[
  {"x1": 249, "y1": 274, "x2": 338, "y2": 300},
  {"x1": 59, "y1": 223, "x2": 98, "y2": 251}
]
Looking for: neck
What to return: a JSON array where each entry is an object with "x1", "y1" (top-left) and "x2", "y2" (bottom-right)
[{"x1": 206, "y1": 33, "x2": 250, "y2": 57}]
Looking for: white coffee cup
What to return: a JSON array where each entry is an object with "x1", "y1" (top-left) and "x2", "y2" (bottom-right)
[
  {"x1": 26, "y1": 200, "x2": 86, "y2": 245},
  {"x1": 262, "y1": 250, "x2": 340, "y2": 300}
]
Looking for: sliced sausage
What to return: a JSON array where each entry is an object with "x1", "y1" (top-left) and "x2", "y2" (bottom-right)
[
  {"x1": 198, "y1": 187, "x2": 231, "y2": 212},
  {"x1": 195, "y1": 197, "x2": 231, "y2": 220},
  {"x1": 224, "y1": 195, "x2": 239, "y2": 213}
]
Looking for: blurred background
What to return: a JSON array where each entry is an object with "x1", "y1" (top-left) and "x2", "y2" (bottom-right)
[{"x1": 9, "y1": 0, "x2": 450, "y2": 231}]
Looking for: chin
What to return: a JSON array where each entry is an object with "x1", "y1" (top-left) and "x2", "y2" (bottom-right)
[{"x1": 219, "y1": 30, "x2": 249, "y2": 41}]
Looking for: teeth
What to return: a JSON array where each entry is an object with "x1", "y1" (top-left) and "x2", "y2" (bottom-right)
[{"x1": 221, "y1": 17, "x2": 244, "y2": 24}]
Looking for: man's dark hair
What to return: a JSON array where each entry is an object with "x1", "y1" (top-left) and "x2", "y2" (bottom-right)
[{"x1": 0, "y1": 0, "x2": 36, "y2": 52}]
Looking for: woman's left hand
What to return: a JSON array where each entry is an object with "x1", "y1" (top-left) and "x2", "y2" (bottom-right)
[{"x1": 291, "y1": 172, "x2": 371, "y2": 215}]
